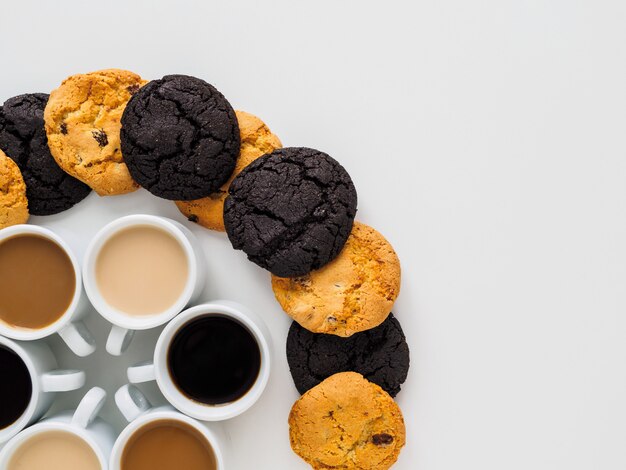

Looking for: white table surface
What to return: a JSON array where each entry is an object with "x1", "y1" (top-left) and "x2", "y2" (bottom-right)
[{"x1": 2, "y1": 1, "x2": 626, "y2": 469}]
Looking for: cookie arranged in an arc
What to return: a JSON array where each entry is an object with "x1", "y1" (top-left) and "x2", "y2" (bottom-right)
[
  {"x1": 0, "y1": 149, "x2": 29, "y2": 228},
  {"x1": 287, "y1": 314, "x2": 409, "y2": 397},
  {"x1": 44, "y1": 69, "x2": 146, "y2": 196},
  {"x1": 121, "y1": 74, "x2": 240, "y2": 201},
  {"x1": 224, "y1": 147, "x2": 358, "y2": 277},
  {"x1": 0, "y1": 93, "x2": 91, "y2": 215},
  {"x1": 289, "y1": 372, "x2": 406, "y2": 470},
  {"x1": 272, "y1": 221, "x2": 400, "y2": 336},
  {"x1": 176, "y1": 110, "x2": 282, "y2": 231}
]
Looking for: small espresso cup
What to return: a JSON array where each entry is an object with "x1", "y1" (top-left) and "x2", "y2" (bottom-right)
[
  {"x1": 0, "y1": 225, "x2": 97, "y2": 357},
  {"x1": 127, "y1": 301, "x2": 271, "y2": 421},
  {"x1": 0, "y1": 387, "x2": 115, "y2": 470},
  {"x1": 0, "y1": 336, "x2": 86, "y2": 443},
  {"x1": 111, "y1": 385, "x2": 226, "y2": 469},
  {"x1": 83, "y1": 215, "x2": 206, "y2": 356}
]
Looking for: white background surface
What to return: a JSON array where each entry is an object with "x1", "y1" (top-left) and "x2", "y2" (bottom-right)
[{"x1": 1, "y1": 1, "x2": 626, "y2": 469}]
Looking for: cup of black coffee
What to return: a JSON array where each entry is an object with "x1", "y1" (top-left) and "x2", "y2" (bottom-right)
[
  {"x1": 127, "y1": 301, "x2": 271, "y2": 421},
  {"x1": 0, "y1": 336, "x2": 86, "y2": 443}
]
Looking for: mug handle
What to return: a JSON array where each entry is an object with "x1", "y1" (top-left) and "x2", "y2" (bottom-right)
[
  {"x1": 127, "y1": 361, "x2": 156, "y2": 383},
  {"x1": 115, "y1": 385, "x2": 152, "y2": 422},
  {"x1": 106, "y1": 325, "x2": 135, "y2": 356},
  {"x1": 71, "y1": 387, "x2": 107, "y2": 429},
  {"x1": 58, "y1": 321, "x2": 97, "y2": 357},
  {"x1": 41, "y1": 369, "x2": 86, "y2": 393}
]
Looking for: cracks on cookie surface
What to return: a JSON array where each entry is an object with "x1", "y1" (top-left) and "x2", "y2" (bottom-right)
[
  {"x1": 120, "y1": 75, "x2": 239, "y2": 200},
  {"x1": 224, "y1": 148, "x2": 357, "y2": 277},
  {"x1": 286, "y1": 315, "x2": 410, "y2": 397},
  {"x1": 0, "y1": 93, "x2": 91, "y2": 215}
]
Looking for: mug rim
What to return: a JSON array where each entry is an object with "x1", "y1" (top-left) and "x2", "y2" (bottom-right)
[
  {"x1": 153, "y1": 301, "x2": 272, "y2": 421},
  {"x1": 83, "y1": 215, "x2": 198, "y2": 330},
  {"x1": 0, "y1": 225, "x2": 83, "y2": 340},
  {"x1": 0, "y1": 420, "x2": 108, "y2": 469},
  {"x1": 109, "y1": 407, "x2": 225, "y2": 470},
  {"x1": 0, "y1": 337, "x2": 40, "y2": 443}
]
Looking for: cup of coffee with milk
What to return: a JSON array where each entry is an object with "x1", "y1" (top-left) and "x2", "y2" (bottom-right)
[
  {"x1": 0, "y1": 225, "x2": 97, "y2": 357},
  {"x1": 83, "y1": 215, "x2": 206, "y2": 355}
]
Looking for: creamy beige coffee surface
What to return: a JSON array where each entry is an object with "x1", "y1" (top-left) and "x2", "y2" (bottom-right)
[
  {"x1": 95, "y1": 225, "x2": 189, "y2": 316},
  {"x1": 8, "y1": 430, "x2": 100, "y2": 470}
]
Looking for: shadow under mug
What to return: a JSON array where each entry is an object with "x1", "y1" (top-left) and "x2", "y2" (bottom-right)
[
  {"x1": 112, "y1": 385, "x2": 226, "y2": 470},
  {"x1": 127, "y1": 301, "x2": 272, "y2": 421},
  {"x1": 0, "y1": 387, "x2": 115, "y2": 470},
  {"x1": 0, "y1": 336, "x2": 86, "y2": 443},
  {"x1": 0, "y1": 225, "x2": 97, "y2": 357},
  {"x1": 82, "y1": 215, "x2": 206, "y2": 356}
]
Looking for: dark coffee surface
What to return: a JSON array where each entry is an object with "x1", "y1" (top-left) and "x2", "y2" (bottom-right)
[
  {"x1": 0, "y1": 346, "x2": 32, "y2": 429},
  {"x1": 168, "y1": 316, "x2": 261, "y2": 405}
]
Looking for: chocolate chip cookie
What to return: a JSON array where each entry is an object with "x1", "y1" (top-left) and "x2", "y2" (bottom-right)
[
  {"x1": 121, "y1": 74, "x2": 240, "y2": 200},
  {"x1": 44, "y1": 69, "x2": 146, "y2": 196},
  {"x1": 175, "y1": 110, "x2": 282, "y2": 231},
  {"x1": 0, "y1": 93, "x2": 91, "y2": 215},
  {"x1": 0, "y1": 150, "x2": 28, "y2": 228},
  {"x1": 289, "y1": 372, "x2": 406, "y2": 470},
  {"x1": 287, "y1": 314, "x2": 410, "y2": 397},
  {"x1": 272, "y1": 222, "x2": 400, "y2": 336},
  {"x1": 224, "y1": 147, "x2": 357, "y2": 277}
]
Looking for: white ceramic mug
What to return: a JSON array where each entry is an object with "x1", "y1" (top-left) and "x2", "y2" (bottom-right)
[
  {"x1": 0, "y1": 336, "x2": 86, "y2": 443},
  {"x1": 0, "y1": 387, "x2": 115, "y2": 469},
  {"x1": 111, "y1": 385, "x2": 226, "y2": 469},
  {"x1": 127, "y1": 301, "x2": 271, "y2": 421},
  {"x1": 82, "y1": 215, "x2": 206, "y2": 356},
  {"x1": 0, "y1": 225, "x2": 97, "y2": 357}
]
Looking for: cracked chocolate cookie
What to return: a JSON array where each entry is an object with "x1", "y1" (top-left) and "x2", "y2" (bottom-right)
[
  {"x1": 120, "y1": 74, "x2": 240, "y2": 200},
  {"x1": 289, "y1": 372, "x2": 406, "y2": 470},
  {"x1": 175, "y1": 110, "x2": 282, "y2": 231},
  {"x1": 44, "y1": 69, "x2": 146, "y2": 196},
  {"x1": 286, "y1": 314, "x2": 409, "y2": 397},
  {"x1": 272, "y1": 222, "x2": 400, "y2": 336},
  {"x1": 0, "y1": 94, "x2": 91, "y2": 215},
  {"x1": 224, "y1": 147, "x2": 357, "y2": 277},
  {"x1": 0, "y1": 149, "x2": 28, "y2": 228}
]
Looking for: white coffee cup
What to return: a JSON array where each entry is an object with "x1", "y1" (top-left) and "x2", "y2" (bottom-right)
[
  {"x1": 0, "y1": 387, "x2": 115, "y2": 469},
  {"x1": 82, "y1": 215, "x2": 206, "y2": 356},
  {"x1": 0, "y1": 225, "x2": 97, "y2": 357},
  {"x1": 126, "y1": 301, "x2": 271, "y2": 421},
  {"x1": 111, "y1": 385, "x2": 226, "y2": 469},
  {"x1": 0, "y1": 336, "x2": 86, "y2": 443}
]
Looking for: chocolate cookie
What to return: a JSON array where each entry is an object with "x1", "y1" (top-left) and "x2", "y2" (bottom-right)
[
  {"x1": 120, "y1": 75, "x2": 240, "y2": 200},
  {"x1": 224, "y1": 147, "x2": 357, "y2": 277},
  {"x1": 0, "y1": 94, "x2": 91, "y2": 215},
  {"x1": 289, "y1": 372, "x2": 406, "y2": 470},
  {"x1": 175, "y1": 110, "x2": 282, "y2": 231},
  {"x1": 273, "y1": 222, "x2": 401, "y2": 336},
  {"x1": 287, "y1": 314, "x2": 409, "y2": 397},
  {"x1": 44, "y1": 69, "x2": 146, "y2": 196},
  {"x1": 0, "y1": 149, "x2": 29, "y2": 228}
]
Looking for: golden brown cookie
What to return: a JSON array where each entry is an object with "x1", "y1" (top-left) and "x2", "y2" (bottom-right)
[
  {"x1": 44, "y1": 69, "x2": 147, "y2": 196},
  {"x1": 0, "y1": 150, "x2": 29, "y2": 228},
  {"x1": 272, "y1": 222, "x2": 401, "y2": 337},
  {"x1": 289, "y1": 372, "x2": 406, "y2": 470},
  {"x1": 175, "y1": 110, "x2": 281, "y2": 231}
]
